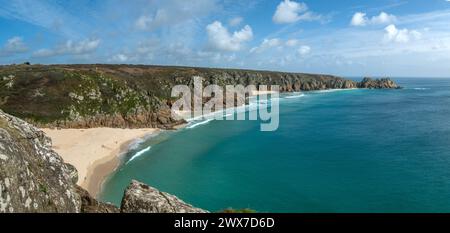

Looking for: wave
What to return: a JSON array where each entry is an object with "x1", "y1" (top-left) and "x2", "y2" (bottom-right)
[
  {"x1": 285, "y1": 94, "x2": 305, "y2": 99},
  {"x1": 413, "y1": 88, "x2": 429, "y2": 90},
  {"x1": 313, "y1": 88, "x2": 357, "y2": 93},
  {"x1": 126, "y1": 146, "x2": 151, "y2": 164},
  {"x1": 127, "y1": 137, "x2": 145, "y2": 151},
  {"x1": 187, "y1": 119, "x2": 214, "y2": 129}
]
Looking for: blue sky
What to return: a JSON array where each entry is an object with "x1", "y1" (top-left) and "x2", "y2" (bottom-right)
[{"x1": 1, "y1": 0, "x2": 450, "y2": 77}]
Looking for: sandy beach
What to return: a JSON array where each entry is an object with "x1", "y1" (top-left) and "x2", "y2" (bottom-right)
[{"x1": 42, "y1": 128, "x2": 158, "y2": 197}]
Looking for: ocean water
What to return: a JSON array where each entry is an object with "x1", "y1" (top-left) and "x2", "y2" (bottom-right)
[{"x1": 100, "y1": 78, "x2": 450, "y2": 213}]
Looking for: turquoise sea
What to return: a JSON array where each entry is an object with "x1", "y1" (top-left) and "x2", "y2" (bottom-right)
[{"x1": 100, "y1": 78, "x2": 450, "y2": 213}]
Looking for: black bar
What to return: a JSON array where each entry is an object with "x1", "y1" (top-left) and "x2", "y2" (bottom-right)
[{"x1": 2, "y1": 214, "x2": 450, "y2": 232}]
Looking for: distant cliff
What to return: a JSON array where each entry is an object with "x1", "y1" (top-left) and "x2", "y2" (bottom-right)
[
  {"x1": 0, "y1": 109, "x2": 206, "y2": 213},
  {"x1": 0, "y1": 64, "x2": 399, "y2": 129}
]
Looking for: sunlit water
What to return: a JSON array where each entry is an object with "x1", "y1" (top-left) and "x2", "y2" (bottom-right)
[{"x1": 100, "y1": 78, "x2": 450, "y2": 213}]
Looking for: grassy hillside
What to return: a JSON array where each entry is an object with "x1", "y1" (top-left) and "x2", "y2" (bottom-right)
[{"x1": 0, "y1": 64, "x2": 396, "y2": 129}]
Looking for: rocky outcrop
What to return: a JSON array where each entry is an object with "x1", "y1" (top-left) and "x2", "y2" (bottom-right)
[
  {"x1": 0, "y1": 64, "x2": 400, "y2": 130},
  {"x1": 75, "y1": 185, "x2": 119, "y2": 213},
  {"x1": 357, "y1": 77, "x2": 400, "y2": 89},
  {"x1": 0, "y1": 109, "x2": 81, "y2": 213},
  {"x1": 0, "y1": 109, "x2": 206, "y2": 213},
  {"x1": 120, "y1": 180, "x2": 208, "y2": 213},
  {"x1": 35, "y1": 108, "x2": 184, "y2": 130}
]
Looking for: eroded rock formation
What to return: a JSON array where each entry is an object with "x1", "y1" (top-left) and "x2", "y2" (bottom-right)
[{"x1": 357, "y1": 77, "x2": 400, "y2": 89}]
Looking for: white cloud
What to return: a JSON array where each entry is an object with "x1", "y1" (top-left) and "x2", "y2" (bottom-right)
[
  {"x1": 285, "y1": 39, "x2": 299, "y2": 47},
  {"x1": 384, "y1": 24, "x2": 422, "y2": 43},
  {"x1": 351, "y1": 12, "x2": 396, "y2": 26},
  {"x1": 229, "y1": 16, "x2": 243, "y2": 26},
  {"x1": 0, "y1": 37, "x2": 28, "y2": 56},
  {"x1": 273, "y1": 0, "x2": 320, "y2": 24},
  {"x1": 351, "y1": 12, "x2": 368, "y2": 26},
  {"x1": 250, "y1": 38, "x2": 282, "y2": 53},
  {"x1": 298, "y1": 45, "x2": 311, "y2": 55},
  {"x1": 206, "y1": 21, "x2": 253, "y2": 51},
  {"x1": 371, "y1": 12, "x2": 397, "y2": 24},
  {"x1": 33, "y1": 38, "x2": 100, "y2": 57}
]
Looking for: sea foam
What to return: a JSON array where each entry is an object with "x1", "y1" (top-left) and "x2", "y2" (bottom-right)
[
  {"x1": 285, "y1": 94, "x2": 305, "y2": 99},
  {"x1": 187, "y1": 119, "x2": 214, "y2": 129},
  {"x1": 126, "y1": 146, "x2": 152, "y2": 164}
]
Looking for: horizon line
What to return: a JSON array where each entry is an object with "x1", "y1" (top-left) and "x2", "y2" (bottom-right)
[{"x1": 1, "y1": 62, "x2": 449, "y2": 79}]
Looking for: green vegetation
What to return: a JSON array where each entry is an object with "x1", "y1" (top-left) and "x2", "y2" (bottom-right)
[
  {"x1": 39, "y1": 184, "x2": 48, "y2": 194},
  {"x1": 0, "y1": 65, "x2": 164, "y2": 126},
  {"x1": 0, "y1": 63, "x2": 363, "y2": 128}
]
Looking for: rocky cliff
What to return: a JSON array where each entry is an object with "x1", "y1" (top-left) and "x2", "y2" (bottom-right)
[
  {"x1": 357, "y1": 77, "x2": 400, "y2": 89},
  {"x1": 0, "y1": 109, "x2": 207, "y2": 213},
  {"x1": 0, "y1": 109, "x2": 81, "y2": 212},
  {"x1": 0, "y1": 64, "x2": 399, "y2": 129}
]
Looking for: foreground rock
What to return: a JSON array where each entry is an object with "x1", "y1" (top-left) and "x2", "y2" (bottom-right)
[
  {"x1": 75, "y1": 185, "x2": 119, "y2": 213},
  {"x1": 0, "y1": 109, "x2": 206, "y2": 213},
  {"x1": 121, "y1": 180, "x2": 208, "y2": 213},
  {"x1": 0, "y1": 110, "x2": 81, "y2": 212}
]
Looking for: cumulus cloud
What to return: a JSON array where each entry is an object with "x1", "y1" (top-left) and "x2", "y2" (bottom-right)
[
  {"x1": 272, "y1": 0, "x2": 320, "y2": 24},
  {"x1": 33, "y1": 38, "x2": 100, "y2": 57},
  {"x1": 229, "y1": 16, "x2": 243, "y2": 26},
  {"x1": 206, "y1": 21, "x2": 253, "y2": 51},
  {"x1": 298, "y1": 45, "x2": 311, "y2": 55},
  {"x1": 0, "y1": 36, "x2": 28, "y2": 56},
  {"x1": 351, "y1": 12, "x2": 396, "y2": 26},
  {"x1": 350, "y1": 12, "x2": 368, "y2": 26},
  {"x1": 384, "y1": 24, "x2": 422, "y2": 43},
  {"x1": 372, "y1": 12, "x2": 397, "y2": 24}
]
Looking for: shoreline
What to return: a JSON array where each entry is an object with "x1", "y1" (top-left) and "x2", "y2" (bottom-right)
[
  {"x1": 41, "y1": 88, "x2": 355, "y2": 198},
  {"x1": 42, "y1": 128, "x2": 159, "y2": 197},
  {"x1": 83, "y1": 137, "x2": 135, "y2": 198}
]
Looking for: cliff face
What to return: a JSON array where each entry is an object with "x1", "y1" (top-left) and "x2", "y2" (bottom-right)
[
  {"x1": 0, "y1": 64, "x2": 399, "y2": 129},
  {"x1": 0, "y1": 109, "x2": 206, "y2": 213},
  {"x1": 357, "y1": 77, "x2": 399, "y2": 89},
  {"x1": 0, "y1": 109, "x2": 81, "y2": 212}
]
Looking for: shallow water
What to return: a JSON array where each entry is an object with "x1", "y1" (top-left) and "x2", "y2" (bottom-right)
[{"x1": 100, "y1": 78, "x2": 450, "y2": 213}]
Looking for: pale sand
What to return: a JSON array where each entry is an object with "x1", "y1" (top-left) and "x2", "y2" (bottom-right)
[{"x1": 41, "y1": 128, "x2": 158, "y2": 197}]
